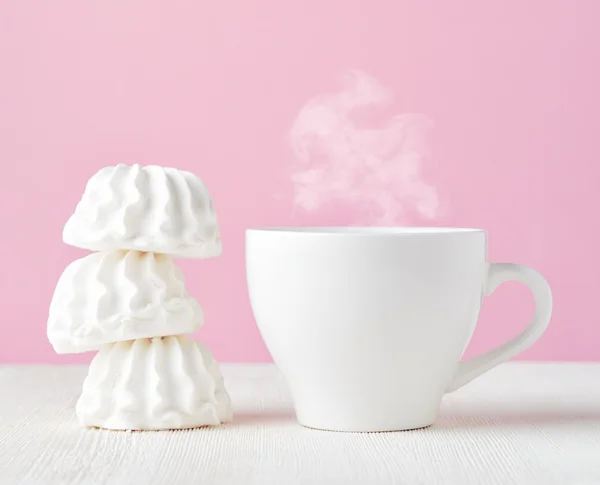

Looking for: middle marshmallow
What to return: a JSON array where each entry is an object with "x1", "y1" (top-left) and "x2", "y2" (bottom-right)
[{"x1": 47, "y1": 250, "x2": 203, "y2": 354}]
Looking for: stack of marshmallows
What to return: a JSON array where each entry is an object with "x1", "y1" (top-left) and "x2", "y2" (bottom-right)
[{"x1": 47, "y1": 164, "x2": 232, "y2": 431}]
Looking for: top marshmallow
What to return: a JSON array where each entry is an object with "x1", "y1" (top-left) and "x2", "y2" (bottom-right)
[{"x1": 63, "y1": 164, "x2": 222, "y2": 258}]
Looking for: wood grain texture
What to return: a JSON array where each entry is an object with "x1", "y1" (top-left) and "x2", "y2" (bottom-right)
[{"x1": 1, "y1": 363, "x2": 600, "y2": 485}]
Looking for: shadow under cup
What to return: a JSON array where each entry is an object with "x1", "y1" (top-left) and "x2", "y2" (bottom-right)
[{"x1": 245, "y1": 227, "x2": 552, "y2": 432}]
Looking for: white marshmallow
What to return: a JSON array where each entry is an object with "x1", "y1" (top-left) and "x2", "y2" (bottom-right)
[
  {"x1": 76, "y1": 336, "x2": 232, "y2": 430},
  {"x1": 48, "y1": 250, "x2": 202, "y2": 354},
  {"x1": 63, "y1": 164, "x2": 222, "y2": 258}
]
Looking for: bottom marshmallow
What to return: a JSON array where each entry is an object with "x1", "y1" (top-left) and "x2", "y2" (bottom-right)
[{"x1": 76, "y1": 336, "x2": 232, "y2": 430}]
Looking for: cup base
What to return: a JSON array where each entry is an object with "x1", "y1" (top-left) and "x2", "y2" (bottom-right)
[{"x1": 298, "y1": 419, "x2": 435, "y2": 433}]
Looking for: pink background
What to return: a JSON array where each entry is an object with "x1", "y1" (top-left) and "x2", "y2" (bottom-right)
[{"x1": 0, "y1": 1, "x2": 598, "y2": 363}]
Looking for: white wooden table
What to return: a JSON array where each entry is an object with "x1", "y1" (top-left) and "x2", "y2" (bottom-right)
[{"x1": 1, "y1": 363, "x2": 599, "y2": 485}]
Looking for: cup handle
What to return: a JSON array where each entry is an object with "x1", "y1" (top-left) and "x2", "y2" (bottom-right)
[{"x1": 446, "y1": 263, "x2": 552, "y2": 393}]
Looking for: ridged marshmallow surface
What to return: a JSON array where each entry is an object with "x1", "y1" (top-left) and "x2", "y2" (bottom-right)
[
  {"x1": 48, "y1": 250, "x2": 203, "y2": 354},
  {"x1": 63, "y1": 164, "x2": 222, "y2": 258},
  {"x1": 76, "y1": 336, "x2": 233, "y2": 430}
]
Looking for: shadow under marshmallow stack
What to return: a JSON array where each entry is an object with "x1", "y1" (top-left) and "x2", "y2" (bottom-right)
[{"x1": 47, "y1": 164, "x2": 232, "y2": 430}]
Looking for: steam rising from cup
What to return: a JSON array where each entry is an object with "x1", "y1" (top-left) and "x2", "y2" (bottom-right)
[{"x1": 288, "y1": 70, "x2": 440, "y2": 224}]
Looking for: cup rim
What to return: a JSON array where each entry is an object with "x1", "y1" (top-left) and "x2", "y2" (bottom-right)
[{"x1": 246, "y1": 226, "x2": 486, "y2": 235}]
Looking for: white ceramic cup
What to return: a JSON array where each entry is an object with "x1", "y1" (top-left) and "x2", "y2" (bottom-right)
[{"x1": 246, "y1": 227, "x2": 552, "y2": 432}]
